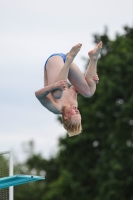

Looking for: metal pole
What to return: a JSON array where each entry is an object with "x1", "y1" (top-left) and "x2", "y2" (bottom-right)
[{"x1": 9, "y1": 151, "x2": 13, "y2": 200}]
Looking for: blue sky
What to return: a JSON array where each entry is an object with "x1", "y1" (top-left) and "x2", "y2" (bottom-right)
[{"x1": 0, "y1": 0, "x2": 133, "y2": 161}]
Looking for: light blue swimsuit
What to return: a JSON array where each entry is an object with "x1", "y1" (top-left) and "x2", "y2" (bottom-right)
[{"x1": 44, "y1": 53, "x2": 66, "y2": 70}]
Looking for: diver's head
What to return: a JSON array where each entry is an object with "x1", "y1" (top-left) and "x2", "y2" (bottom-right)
[{"x1": 62, "y1": 104, "x2": 82, "y2": 137}]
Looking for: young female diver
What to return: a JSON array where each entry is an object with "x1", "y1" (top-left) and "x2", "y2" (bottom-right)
[{"x1": 35, "y1": 41, "x2": 102, "y2": 137}]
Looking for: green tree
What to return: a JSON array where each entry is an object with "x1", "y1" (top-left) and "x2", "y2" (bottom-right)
[
  {"x1": 14, "y1": 141, "x2": 61, "y2": 200},
  {"x1": 43, "y1": 26, "x2": 133, "y2": 200},
  {"x1": 14, "y1": 26, "x2": 133, "y2": 200}
]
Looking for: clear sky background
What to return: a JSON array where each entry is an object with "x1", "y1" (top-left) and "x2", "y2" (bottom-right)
[{"x1": 0, "y1": 0, "x2": 133, "y2": 162}]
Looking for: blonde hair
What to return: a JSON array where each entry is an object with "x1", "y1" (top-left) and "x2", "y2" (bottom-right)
[{"x1": 62, "y1": 117, "x2": 82, "y2": 137}]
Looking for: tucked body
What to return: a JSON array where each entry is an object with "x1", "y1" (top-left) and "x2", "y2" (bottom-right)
[{"x1": 35, "y1": 42, "x2": 102, "y2": 136}]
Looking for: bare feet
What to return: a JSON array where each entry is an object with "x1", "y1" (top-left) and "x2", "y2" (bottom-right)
[
  {"x1": 88, "y1": 41, "x2": 102, "y2": 60},
  {"x1": 66, "y1": 43, "x2": 82, "y2": 65}
]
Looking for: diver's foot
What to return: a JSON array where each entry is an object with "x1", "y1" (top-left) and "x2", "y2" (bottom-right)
[
  {"x1": 88, "y1": 41, "x2": 102, "y2": 60},
  {"x1": 66, "y1": 43, "x2": 82, "y2": 65}
]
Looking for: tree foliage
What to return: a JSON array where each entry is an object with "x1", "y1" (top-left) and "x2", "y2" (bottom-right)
[{"x1": 14, "y1": 25, "x2": 133, "y2": 200}]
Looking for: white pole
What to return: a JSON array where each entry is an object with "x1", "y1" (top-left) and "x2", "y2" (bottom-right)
[{"x1": 9, "y1": 151, "x2": 13, "y2": 200}]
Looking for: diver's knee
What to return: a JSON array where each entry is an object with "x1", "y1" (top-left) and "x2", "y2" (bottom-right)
[
  {"x1": 51, "y1": 90, "x2": 63, "y2": 99},
  {"x1": 82, "y1": 90, "x2": 92, "y2": 98}
]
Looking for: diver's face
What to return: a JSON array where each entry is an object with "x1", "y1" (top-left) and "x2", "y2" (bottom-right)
[{"x1": 64, "y1": 105, "x2": 81, "y2": 123}]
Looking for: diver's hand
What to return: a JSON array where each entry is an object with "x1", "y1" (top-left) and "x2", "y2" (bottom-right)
[
  {"x1": 54, "y1": 80, "x2": 67, "y2": 91},
  {"x1": 93, "y1": 74, "x2": 99, "y2": 84}
]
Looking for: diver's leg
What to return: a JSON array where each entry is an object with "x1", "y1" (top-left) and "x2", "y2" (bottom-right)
[
  {"x1": 68, "y1": 42, "x2": 102, "y2": 97},
  {"x1": 46, "y1": 43, "x2": 82, "y2": 85},
  {"x1": 85, "y1": 41, "x2": 102, "y2": 84},
  {"x1": 44, "y1": 71, "x2": 48, "y2": 86},
  {"x1": 54, "y1": 43, "x2": 82, "y2": 82},
  {"x1": 45, "y1": 56, "x2": 65, "y2": 99},
  {"x1": 46, "y1": 56, "x2": 65, "y2": 85},
  {"x1": 46, "y1": 44, "x2": 82, "y2": 99},
  {"x1": 68, "y1": 62, "x2": 96, "y2": 97}
]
